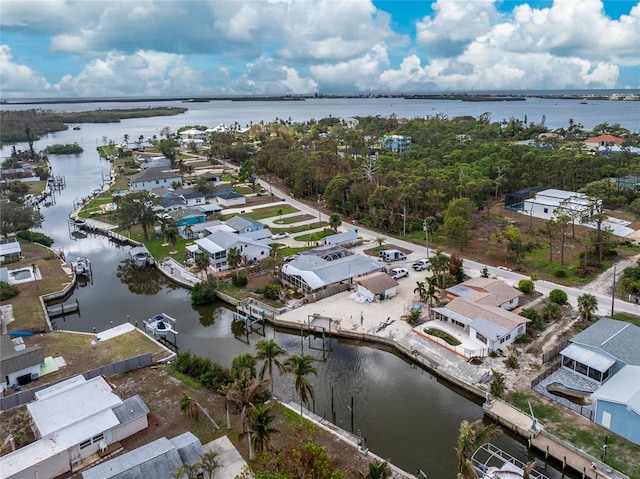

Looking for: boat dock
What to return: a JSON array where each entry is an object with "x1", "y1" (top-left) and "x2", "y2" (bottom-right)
[{"x1": 46, "y1": 299, "x2": 80, "y2": 318}]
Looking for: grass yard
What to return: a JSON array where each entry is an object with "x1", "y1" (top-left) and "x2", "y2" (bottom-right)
[{"x1": 423, "y1": 328, "x2": 462, "y2": 346}]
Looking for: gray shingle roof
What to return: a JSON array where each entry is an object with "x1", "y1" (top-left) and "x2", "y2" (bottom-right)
[
  {"x1": 128, "y1": 167, "x2": 181, "y2": 183},
  {"x1": 0, "y1": 335, "x2": 44, "y2": 376},
  {"x1": 112, "y1": 395, "x2": 149, "y2": 425},
  {"x1": 571, "y1": 318, "x2": 640, "y2": 366}
]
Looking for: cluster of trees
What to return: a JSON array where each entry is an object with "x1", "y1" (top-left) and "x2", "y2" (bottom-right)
[
  {"x1": 44, "y1": 143, "x2": 83, "y2": 154},
  {"x1": 201, "y1": 114, "x2": 639, "y2": 239}
]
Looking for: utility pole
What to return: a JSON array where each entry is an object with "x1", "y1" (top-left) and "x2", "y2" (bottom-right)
[
  {"x1": 317, "y1": 194, "x2": 321, "y2": 225},
  {"x1": 611, "y1": 266, "x2": 616, "y2": 316},
  {"x1": 423, "y1": 219, "x2": 429, "y2": 257}
]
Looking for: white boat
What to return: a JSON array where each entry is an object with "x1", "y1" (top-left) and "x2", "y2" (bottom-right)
[
  {"x1": 129, "y1": 246, "x2": 155, "y2": 267},
  {"x1": 71, "y1": 257, "x2": 91, "y2": 276},
  {"x1": 144, "y1": 313, "x2": 177, "y2": 336},
  {"x1": 472, "y1": 443, "x2": 548, "y2": 479}
]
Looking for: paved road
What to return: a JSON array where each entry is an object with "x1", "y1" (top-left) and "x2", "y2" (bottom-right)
[{"x1": 248, "y1": 174, "x2": 638, "y2": 319}]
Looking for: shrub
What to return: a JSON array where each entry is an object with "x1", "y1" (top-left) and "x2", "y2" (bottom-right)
[
  {"x1": 404, "y1": 309, "x2": 421, "y2": 324},
  {"x1": 518, "y1": 279, "x2": 534, "y2": 294},
  {"x1": 191, "y1": 280, "x2": 217, "y2": 305},
  {"x1": 549, "y1": 288, "x2": 568, "y2": 305},
  {"x1": 16, "y1": 231, "x2": 54, "y2": 247},
  {"x1": 520, "y1": 308, "x2": 545, "y2": 331},
  {"x1": 232, "y1": 273, "x2": 248, "y2": 287},
  {"x1": 554, "y1": 269, "x2": 568, "y2": 279},
  {"x1": 262, "y1": 283, "x2": 281, "y2": 300},
  {"x1": 0, "y1": 281, "x2": 19, "y2": 301},
  {"x1": 543, "y1": 302, "x2": 562, "y2": 321}
]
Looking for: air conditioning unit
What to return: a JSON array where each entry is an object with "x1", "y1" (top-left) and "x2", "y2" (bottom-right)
[
  {"x1": 31, "y1": 373, "x2": 39, "y2": 380},
  {"x1": 71, "y1": 458, "x2": 81, "y2": 468}
]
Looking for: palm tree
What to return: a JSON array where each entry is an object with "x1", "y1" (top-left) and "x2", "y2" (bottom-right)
[
  {"x1": 284, "y1": 355, "x2": 317, "y2": 420},
  {"x1": 489, "y1": 368, "x2": 505, "y2": 398},
  {"x1": 183, "y1": 223, "x2": 194, "y2": 239},
  {"x1": 195, "y1": 251, "x2": 210, "y2": 279},
  {"x1": 456, "y1": 419, "x2": 501, "y2": 479},
  {"x1": 255, "y1": 338, "x2": 287, "y2": 393},
  {"x1": 227, "y1": 246, "x2": 242, "y2": 277},
  {"x1": 577, "y1": 293, "x2": 598, "y2": 321},
  {"x1": 231, "y1": 352, "x2": 257, "y2": 379},
  {"x1": 276, "y1": 208, "x2": 284, "y2": 222},
  {"x1": 425, "y1": 277, "x2": 438, "y2": 308},
  {"x1": 414, "y1": 281, "x2": 427, "y2": 302},
  {"x1": 248, "y1": 403, "x2": 279, "y2": 454},
  {"x1": 329, "y1": 213, "x2": 342, "y2": 233},
  {"x1": 179, "y1": 392, "x2": 200, "y2": 421},
  {"x1": 165, "y1": 225, "x2": 179, "y2": 252},
  {"x1": 375, "y1": 236, "x2": 386, "y2": 248}
]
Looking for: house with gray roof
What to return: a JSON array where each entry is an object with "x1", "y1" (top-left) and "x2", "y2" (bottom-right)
[
  {"x1": 356, "y1": 272, "x2": 399, "y2": 302},
  {"x1": 195, "y1": 229, "x2": 271, "y2": 271},
  {"x1": 282, "y1": 253, "x2": 383, "y2": 293},
  {"x1": 81, "y1": 432, "x2": 202, "y2": 479},
  {"x1": 446, "y1": 278, "x2": 521, "y2": 311},
  {"x1": 323, "y1": 230, "x2": 359, "y2": 248},
  {"x1": 0, "y1": 375, "x2": 149, "y2": 479},
  {"x1": 0, "y1": 238, "x2": 22, "y2": 261},
  {"x1": 225, "y1": 216, "x2": 265, "y2": 234},
  {"x1": 217, "y1": 191, "x2": 246, "y2": 207},
  {"x1": 0, "y1": 334, "x2": 44, "y2": 391},
  {"x1": 127, "y1": 167, "x2": 182, "y2": 192}
]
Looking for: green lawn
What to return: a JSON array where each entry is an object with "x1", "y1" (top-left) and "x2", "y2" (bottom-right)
[
  {"x1": 423, "y1": 328, "x2": 462, "y2": 346},
  {"x1": 294, "y1": 229, "x2": 335, "y2": 242},
  {"x1": 275, "y1": 214, "x2": 316, "y2": 225}
]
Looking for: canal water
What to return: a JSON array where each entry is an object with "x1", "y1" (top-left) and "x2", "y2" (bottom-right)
[{"x1": 0, "y1": 99, "x2": 597, "y2": 477}]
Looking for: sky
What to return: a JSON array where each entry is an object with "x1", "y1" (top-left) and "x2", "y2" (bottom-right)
[{"x1": 0, "y1": 0, "x2": 639, "y2": 98}]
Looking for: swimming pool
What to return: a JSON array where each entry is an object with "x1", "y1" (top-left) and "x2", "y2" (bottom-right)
[{"x1": 8, "y1": 267, "x2": 37, "y2": 284}]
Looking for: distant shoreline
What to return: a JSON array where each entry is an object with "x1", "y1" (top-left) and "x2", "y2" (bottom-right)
[{"x1": 2, "y1": 92, "x2": 631, "y2": 106}]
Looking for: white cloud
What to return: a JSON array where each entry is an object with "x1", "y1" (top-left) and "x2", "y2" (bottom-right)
[{"x1": 0, "y1": 45, "x2": 51, "y2": 95}]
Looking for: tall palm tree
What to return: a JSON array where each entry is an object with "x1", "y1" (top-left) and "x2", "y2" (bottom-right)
[
  {"x1": 179, "y1": 392, "x2": 200, "y2": 421},
  {"x1": 183, "y1": 223, "x2": 194, "y2": 239},
  {"x1": 255, "y1": 338, "x2": 288, "y2": 393},
  {"x1": 195, "y1": 251, "x2": 210, "y2": 279},
  {"x1": 284, "y1": 355, "x2": 317, "y2": 420},
  {"x1": 227, "y1": 246, "x2": 242, "y2": 277},
  {"x1": 489, "y1": 368, "x2": 505, "y2": 398},
  {"x1": 231, "y1": 352, "x2": 257, "y2": 379},
  {"x1": 456, "y1": 419, "x2": 501, "y2": 479},
  {"x1": 247, "y1": 403, "x2": 279, "y2": 454},
  {"x1": 577, "y1": 293, "x2": 598, "y2": 321}
]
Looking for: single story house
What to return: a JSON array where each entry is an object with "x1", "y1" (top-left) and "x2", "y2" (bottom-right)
[
  {"x1": 0, "y1": 238, "x2": 22, "y2": 261},
  {"x1": 81, "y1": 432, "x2": 203, "y2": 479},
  {"x1": 165, "y1": 208, "x2": 206, "y2": 227},
  {"x1": 225, "y1": 216, "x2": 265, "y2": 234},
  {"x1": 591, "y1": 365, "x2": 640, "y2": 445},
  {"x1": 128, "y1": 167, "x2": 182, "y2": 192},
  {"x1": 430, "y1": 293, "x2": 530, "y2": 355},
  {"x1": 197, "y1": 203, "x2": 223, "y2": 216},
  {"x1": 198, "y1": 171, "x2": 221, "y2": 182},
  {"x1": 446, "y1": 278, "x2": 521, "y2": 311},
  {"x1": 282, "y1": 253, "x2": 383, "y2": 293},
  {"x1": 217, "y1": 191, "x2": 246, "y2": 207},
  {"x1": 584, "y1": 135, "x2": 624, "y2": 151},
  {"x1": 356, "y1": 272, "x2": 399, "y2": 302},
  {"x1": 0, "y1": 375, "x2": 149, "y2": 479},
  {"x1": 323, "y1": 230, "x2": 359, "y2": 247},
  {"x1": 520, "y1": 189, "x2": 600, "y2": 222},
  {"x1": 0, "y1": 334, "x2": 44, "y2": 392},
  {"x1": 195, "y1": 230, "x2": 271, "y2": 270}
]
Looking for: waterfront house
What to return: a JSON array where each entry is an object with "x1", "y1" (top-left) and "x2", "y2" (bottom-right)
[
  {"x1": 0, "y1": 375, "x2": 149, "y2": 479},
  {"x1": 584, "y1": 135, "x2": 624, "y2": 151},
  {"x1": 128, "y1": 167, "x2": 182, "y2": 192},
  {"x1": 356, "y1": 272, "x2": 399, "y2": 302},
  {"x1": 195, "y1": 229, "x2": 271, "y2": 270},
  {"x1": 217, "y1": 191, "x2": 246, "y2": 207},
  {"x1": 0, "y1": 334, "x2": 44, "y2": 392},
  {"x1": 282, "y1": 252, "x2": 383, "y2": 294},
  {"x1": 81, "y1": 432, "x2": 203, "y2": 479},
  {"x1": 323, "y1": 230, "x2": 359, "y2": 247},
  {"x1": 446, "y1": 278, "x2": 521, "y2": 311},
  {"x1": 430, "y1": 289, "x2": 529, "y2": 355},
  {"x1": 0, "y1": 238, "x2": 22, "y2": 261},
  {"x1": 381, "y1": 135, "x2": 412, "y2": 152},
  {"x1": 557, "y1": 318, "x2": 640, "y2": 444}
]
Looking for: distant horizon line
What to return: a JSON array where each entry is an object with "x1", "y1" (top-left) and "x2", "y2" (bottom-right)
[{"x1": 2, "y1": 89, "x2": 639, "y2": 105}]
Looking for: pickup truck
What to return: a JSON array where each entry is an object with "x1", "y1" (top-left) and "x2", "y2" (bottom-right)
[{"x1": 388, "y1": 267, "x2": 409, "y2": 279}]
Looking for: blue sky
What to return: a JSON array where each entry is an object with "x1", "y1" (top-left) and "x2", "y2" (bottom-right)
[{"x1": 1, "y1": 0, "x2": 638, "y2": 98}]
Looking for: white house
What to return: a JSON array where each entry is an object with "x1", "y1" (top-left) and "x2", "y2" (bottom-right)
[
  {"x1": 128, "y1": 167, "x2": 182, "y2": 192},
  {"x1": 195, "y1": 230, "x2": 271, "y2": 270},
  {"x1": 521, "y1": 189, "x2": 600, "y2": 222},
  {"x1": 0, "y1": 334, "x2": 44, "y2": 392},
  {"x1": 356, "y1": 272, "x2": 399, "y2": 302},
  {"x1": 179, "y1": 128, "x2": 205, "y2": 140},
  {"x1": 446, "y1": 278, "x2": 521, "y2": 311},
  {"x1": 217, "y1": 191, "x2": 246, "y2": 207},
  {"x1": 0, "y1": 375, "x2": 149, "y2": 479},
  {"x1": 0, "y1": 238, "x2": 22, "y2": 261}
]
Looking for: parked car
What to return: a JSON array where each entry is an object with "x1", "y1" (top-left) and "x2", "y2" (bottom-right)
[
  {"x1": 412, "y1": 258, "x2": 430, "y2": 271},
  {"x1": 271, "y1": 232, "x2": 289, "y2": 240},
  {"x1": 388, "y1": 267, "x2": 409, "y2": 279}
]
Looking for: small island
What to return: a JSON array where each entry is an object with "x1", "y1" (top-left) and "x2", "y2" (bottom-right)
[{"x1": 44, "y1": 142, "x2": 84, "y2": 154}]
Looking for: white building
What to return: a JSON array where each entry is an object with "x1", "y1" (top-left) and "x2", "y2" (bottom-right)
[
  {"x1": 195, "y1": 230, "x2": 271, "y2": 270},
  {"x1": 0, "y1": 334, "x2": 44, "y2": 392},
  {"x1": 0, "y1": 375, "x2": 149, "y2": 479},
  {"x1": 127, "y1": 167, "x2": 182, "y2": 192},
  {"x1": 356, "y1": 272, "x2": 399, "y2": 302},
  {"x1": 521, "y1": 189, "x2": 600, "y2": 222}
]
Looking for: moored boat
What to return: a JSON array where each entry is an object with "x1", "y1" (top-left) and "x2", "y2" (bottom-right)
[
  {"x1": 71, "y1": 257, "x2": 91, "y2": 276},
  {"x1": 129, "y1": 246, "x2": 155, "y2": 267},
  {"x1": 143, "y1": 313, "x2": 177, "y2": 336}
]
